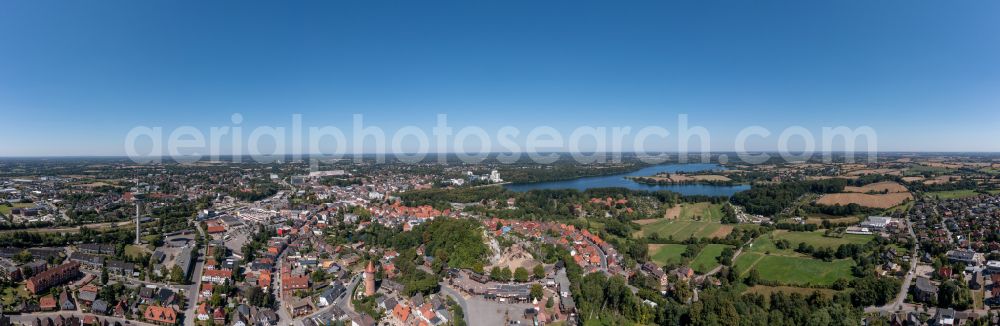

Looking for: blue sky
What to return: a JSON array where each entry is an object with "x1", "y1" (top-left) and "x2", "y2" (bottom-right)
[{"x1": 1, "y1": 0, "x2": 999, "y2": 156}]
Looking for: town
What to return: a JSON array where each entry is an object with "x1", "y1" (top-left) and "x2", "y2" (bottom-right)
[{"x1": 0, "y1": 154, "x2": 999, "y2": 326}]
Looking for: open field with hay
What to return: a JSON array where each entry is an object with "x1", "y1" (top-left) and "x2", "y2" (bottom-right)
[
  {"x1": 842, "y1": 181, "x2": 908, "y2": 193},
  {"x1": 923, "y1": 175, "x2": 961, "y2": 185},
  {"x1": 815, "y1": 192, "x2": 912, "y2": 208}
]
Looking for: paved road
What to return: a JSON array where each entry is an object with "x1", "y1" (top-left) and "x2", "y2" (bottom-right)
[
  {"x1": 439, "y1": 284, "x2": 471, "y2": 326},
  {"x1": 865, "y1": 219, "x2": 920, "y2": 314},
  {"x1": 8, "y1": 311, "x2": 158, "y2": 326},
  {"x1": 182, "y1": 223, "x2": 208, "y2": 326},
  {"x1": 296, "y1": 273, "x2": 361, "y2": 324},
  {"x1": 704, "y1": 245, "x2": 745, "y2": 277},
  {"x1": 274, "y1": 251, "x2": 293, "y2": 326}
]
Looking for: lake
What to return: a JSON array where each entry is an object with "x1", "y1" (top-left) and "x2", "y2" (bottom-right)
[{"x1": 503, "y1": 163, "x2": 750, "y2": 196}]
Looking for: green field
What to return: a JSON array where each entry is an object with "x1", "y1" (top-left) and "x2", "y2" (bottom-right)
[
  {"x1": 927, "y1": 189, "x2": 983, "y2": 200},
  {"x1": 125, "y1": 244, "x2": 148, "y2": 258},
  {"x1": 905, "y1": 164, "x2": 954, "y2": 176},
  {"x1": 691, "y1": 244, "x2": 733, "y2": 274},
  {"x1": 649, "y1": 244, "x2": 687, "y2": 266},
  {"x1": 770, "y1": 230, "x2": 873, "y2": 249},
  {"x1": 637, "y1": 203, "x2": 733, "y2": 240},
  {"x1": 1, "y1": 285, "x2": 28, "y2": 306},
  {"x1": 735, "y1": 252, "x2": 855, "y2": 286},
  {"x1": 733, "y1": 232, "x2": 859, "y2": 286},
  {"x1": 0, "y1": 202, "x2": 33, "y2": 215},
  {"x1": 674, "y1": 202, "x2": 725, "y2": 221}
]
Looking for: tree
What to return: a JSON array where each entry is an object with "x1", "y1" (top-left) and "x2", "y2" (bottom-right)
[
  {"x1": 533, "y1": 264, "x2": 545, "y2": 279},
  {"x1": 156, "y1": 266, "x2": 168, "y2": 282},
  {"x1": 13, "y1": 250, "x2": 32, "y2": 264},
  {"x1": 938, "y1": 280, "x2": 972, "y2": 309},
  {"x1": 170, "y1": 265, "x2": 185, "y2": 283},
  {"x1": 530, "y1": 284, "x2": 544, "y2": 300},
  {"x1": 545, "y1": 296, "x2": 554, "y2": 309},
  {"x1": 490, "y1": 267, "x2": 503, "y2": 281},
  {"x1": 311, "y1": 269, "x2": 327, "y2": 283},
  {"x1": 101, "y1": 266, "x2": 109, "y2": 285},
  {"x1": 744, "y1": 269, "x2": 760, "y2": 286},
  {"x1": 490, "y1": 266, "x2": 512, "y2": 281},
  {"x1": 514, "y1": 267, "x2": 529, "y2": 282}
]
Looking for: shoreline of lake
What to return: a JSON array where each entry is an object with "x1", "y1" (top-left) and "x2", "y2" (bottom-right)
[{"x1": 503, "y1": 163, "x2": 750, "y2": 196}]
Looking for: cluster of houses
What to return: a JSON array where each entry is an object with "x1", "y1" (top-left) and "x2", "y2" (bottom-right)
[
  {"x1": 483, "y1": 218, "x2": 624, "y2": 275},
  {"x1": 69, "y1": 243, "x2": 146, "y2": 281}
]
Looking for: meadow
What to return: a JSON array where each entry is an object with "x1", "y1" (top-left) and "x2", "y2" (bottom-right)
[
  {"x1": 927, "y1": 189, "x2": 984, "y2": 200},
  {"x1": 690, "y1": 244, "x2": 733, "y2": 273},
  {"x1": 769, "y1": 230, "x2": 874, "y2": 249},
  {"x1": 648, "y1": 243, "x2": 686, "y2": 266},
  {"x1": 647, "y1": 242, "x2": 733, "y2": 274},
  {"x1": 733, "y1": 231, "x2": 863, "y2": 286},
  {"x1": 635, "y1": 202, "x2": 734, "y2": 240}
]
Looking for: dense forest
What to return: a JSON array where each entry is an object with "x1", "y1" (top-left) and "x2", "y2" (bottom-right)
[{"x1": 729, "y1": 179, "x2": 849, "y2": 216}]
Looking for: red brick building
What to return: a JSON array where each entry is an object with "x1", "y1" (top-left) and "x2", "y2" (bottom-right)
[
  {"x1": 144, "y1": 305, "x2": 177, "y2": 325},
  {"x1": 27, "y1": 261, "x2": 80, "y2": 294}
]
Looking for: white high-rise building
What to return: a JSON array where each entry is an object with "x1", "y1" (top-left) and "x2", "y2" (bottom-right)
[{"x1": 489, "y1": 170, "x2": 502, "y2": 183}]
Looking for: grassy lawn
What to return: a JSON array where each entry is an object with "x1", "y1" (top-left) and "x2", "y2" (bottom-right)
[
  {"x1": 0, "y1": 202, "x2": 33, "y2": 215},
  {"x1": 1, "y1": 285, "x2": 29, "y2": 306},
  {"x1": 676, "y1": 202, "x2": 725, "y2": 221},
  {"x1": 927, "y1": 189, "x2": 983, "y2": 200},
  {"x1": 883, "y1": 200, "x2": 914, "y2": 215},
  {"x1": 735, "y1": 252, "x2": 855, "y2": 286},
  {"x1": 649, "y1": 244, "x2": 687, "y2": 266},
  {"x1": 125, "y1": 244, "x2": 148, "y2": 258},
  {"x1": 770, "y1": 230, "x2": 874, "y2": 249},
  {"x1": 734, "y1": 232, "x2": 859, "y2": 286},
  {"x1": 690, "y1": 244, "x2": 733, "y2": 274},
  {"x1": 637, "y1": 202, "x2": 732, "y2": 240}
]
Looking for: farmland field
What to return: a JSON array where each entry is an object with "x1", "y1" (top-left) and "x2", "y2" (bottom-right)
[
  {"x1": 690, "y1": 244, "x2": 733, "y2": 273},
  {"x1": 815, "y1": 192, "x2": 912, "y2": 208},
  {"x1": 636, "y1": 202, "x2": 733, "y2": 240},
  {"x1": 842, "y1": 181, "x2": 908, "y2": 194},
  {"x1": 648, "y1": 244, "x2": 687, "y2": 266},
  {"x1": 804, "y1": 213, "x2": 862, "y2": 225},
  {"x1": 927, "y1": 189, "x2": 983, "y2": 200},
  {"x1": 923, "y1": 175, "x2": 961, "y2": 185}
]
